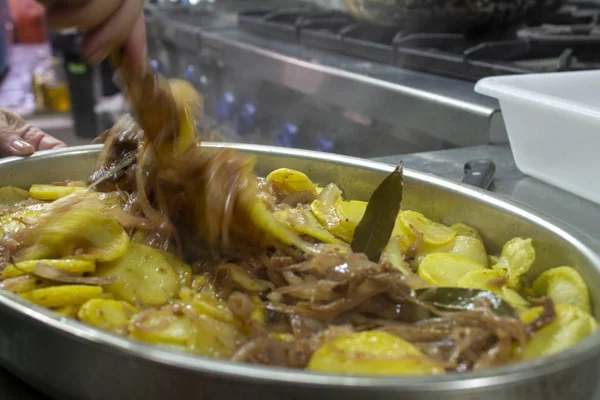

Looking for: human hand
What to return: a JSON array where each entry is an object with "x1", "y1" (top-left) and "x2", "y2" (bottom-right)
[
  {"x1": 0, "y1": 109, "x2": 66, "y2": 157},
  {"x1": 38, "y1": 0, "x2": 147, "y2": 74}
]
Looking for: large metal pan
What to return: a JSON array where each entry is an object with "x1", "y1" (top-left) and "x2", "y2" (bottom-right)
[
  {"x1": 0, "y1": 143, "x2": 600, "y2": 400},
  {"x1": 342, "y1": 0, "x2": 566, "y2": 33}
]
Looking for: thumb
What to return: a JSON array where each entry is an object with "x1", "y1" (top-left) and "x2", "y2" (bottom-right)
[{"x1": 0, "y1": 134, "x2": 35, "y2": 157}]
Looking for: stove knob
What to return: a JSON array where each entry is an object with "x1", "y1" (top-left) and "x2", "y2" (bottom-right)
[
  {"x1": 150, "y1": 59, "x2": 160, "y2": 73},
  {"x1": 185, "y1": 65, "x2": 196, "y2": 80},
  {"x1": 274, "y1": 123, "x2": 299, "y2": 148},
  {"x1": 184, "y1": 65, "x2": 208, "y2": 90},
  {"x1": 315, "y1": 137, "x2": 334, "y2": 153},
  {"x1": 237, "y1": 102, "x2": 256, "y2": 135},
  {"x1": 215, "y1": 92, "x2": 235, "y2": 120},
  {"x1": 198, "y1": 74, "x2": 209, "y2": 90}
]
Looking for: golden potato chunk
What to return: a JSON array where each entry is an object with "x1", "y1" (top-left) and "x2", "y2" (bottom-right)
[
  {"x1": 2, "y1": 259, "x2": 96, "y2": 279},
  {"x1": 388, "y1": 214, "x2": 417, "y2": 254},
  {"x1": 0, "y1": 203, "x2": 50, "y2": 237},
  {"x1": 308, "y1": 331, "x2": 444, "y2": 376},
  {"x1": 0, "y1": 186, "x2": 29, "y2": 206},
  {"x1": 457, "y1": 269, "x2": 529, "y2": 309},
  {"x1": 519, "y1": 305, "x2": 597, "y2": 359},
  {"x1": 29, "y1": 184, "x2": 85, "y2": 201},
  {"x1": 401, "y1": 211, "x2": 455, "y2": 245},
  {"x1": 381, "y1": 236, "x2": 413, "y2": 276},
  {"x1": 16, "y1": 193, "x2": 130, "y2": 262},
  {"x1": 493, "y1": 237, "x2": 535, "y2": 289},
  {"x1": 0, "y1": 275, "x2": 50, "y2": 293},
  {"x1": 96, "y1": 244, "x2": 191, "y2": 306},
  {"x1": 450, "y1": 223, "x2": 483, "y2": 241},
  {"x1": 532, "y1": 266, "x2": 591, "y2": 314},
  {"x1": 20, "y1": 285, "x2": 103, "y2": 308},
  {"x1": 418, "y1": 253, "x2": 485, "y2": 287},
  {"x1": 170, "y1": 79, "x2": 202, "y2": 153},
  {"x1": 129, "y1": 308, "x2": 239, "y2": 358},
  {"x1": 274, "y1": 208, "x2": 346, "y2": 245},
  {"x1": 78, "y1": 299, "x2": 137, "y2": 334},
  {"x1": 180, "y1": 289, "x2": 235, "y2": 324},
  {"x1": 310, "y1": 199, "x2": 366, "y2": 243},
  {"x1": 266, "y1": 168, "x2": 317, "y2": 195},
  {"x1": 419, "y1": 235, "x2": 488, "y2": 267},
  {"x1": 53, "y1": 304, "x2": 80, "y2": 318}
]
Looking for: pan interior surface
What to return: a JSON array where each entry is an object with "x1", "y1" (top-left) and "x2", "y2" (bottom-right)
[{"x1": 0, "y1": 144, "x2": 599, "y2": 395}]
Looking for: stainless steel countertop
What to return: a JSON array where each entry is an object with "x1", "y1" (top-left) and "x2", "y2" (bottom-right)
[
  {"x1": 201, "y1": 29, "x2": 506, "y2": 147},
  {"x1": 375, "y1": 145, "x2": 600, "y2": 252}
]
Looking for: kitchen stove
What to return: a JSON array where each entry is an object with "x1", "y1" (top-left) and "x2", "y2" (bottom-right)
[
  {"x1": 140, "y1": 0, "x2": 600, "y2": 157},
  {"x1": 238, "y1": 1, "x2": 600, "y2": 81},
  {"x1": 3, "y1": 2, "x2": 600, "y2": 398}
]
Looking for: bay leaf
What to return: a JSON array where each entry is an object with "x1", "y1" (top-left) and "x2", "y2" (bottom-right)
[
  {"x1": 416, "y1": 287, "x2": 517, "y2": 318},
  {"x1": 351, "y1": 163, "x2": 403, "y2": 262}
]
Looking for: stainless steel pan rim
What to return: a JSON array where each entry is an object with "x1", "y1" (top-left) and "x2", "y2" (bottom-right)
[{"x1": 1, "y1": 143, "x2": 600, "y2": 392}]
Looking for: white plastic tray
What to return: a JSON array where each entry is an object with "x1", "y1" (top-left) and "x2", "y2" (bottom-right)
[{"x1": 475, "y1": 70, "x2": 600, "y2": 206}]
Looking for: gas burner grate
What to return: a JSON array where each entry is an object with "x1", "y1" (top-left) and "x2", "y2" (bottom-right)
[
  {"x1": 301, "y1": 23, "x2": 399, "y2": 64},
  {"x1": 238, "y1": 9, "x2": 353, "y2": 43},
  {"x1": 238, "y1": 1, "x2": 600, "y2": 81}
]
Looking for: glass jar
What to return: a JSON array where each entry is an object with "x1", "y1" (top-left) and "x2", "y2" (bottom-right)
[{"x1": 32, "y1": 57, "x2": 72, "y2": 113}]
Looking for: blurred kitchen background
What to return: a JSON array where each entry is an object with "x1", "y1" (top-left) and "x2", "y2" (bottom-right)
[{"x1": 3, "y1": 0, "x2": 600, "y2": 157}]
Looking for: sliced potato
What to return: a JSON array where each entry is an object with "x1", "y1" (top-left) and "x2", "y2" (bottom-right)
[
  {"x1": 337, "y1": 200, "x2": 368, "y2": 229},
  {"x1": 381, "y1": 236, "x2": 413, "y2": 276},
  {"x1": 389, "y1": 214, "x2": 417, "y2": 254},
  {"x1": 189, "y1": 275, "x2": 218, "y2": 296},
  {"x1": 129, "y1": 308, "x2": 239, "y2": 358},
  {"x1": 2, "y1": 259, "x2": 96, "y2": 279},
  {"x1": 161, "y1": 250, "x2": 193, "y2": 288},
  {"x1": 274, "y1": 208, "x2": 346, "y2": 245},
  {"x1": 457, "y1": 269, "x2": 529, "y2": 309},
  {"x1": 20, "y1": 285, "x2": 103, "y2": 308},
  {"x1": 418, "y1": 253, "x2": 485, "y2": 287},
  {"x1": 0, "y1": 275, "x2": 50, "y2": 293},
  {"x1": 532, "y1": 266, "x2": 591, "y2": 314},
  {"x1": 273, "y1": 333, "x2": 294, "y2": 342},
  {"x1": 29, "y1": 184, "x2": 85, "y2": 201},
  {"x1": 188, "y1": 313, "x2": 240, "y2": 358},
  {"x1": 266, "y1": 168, "x2": 317, "y2": 195},
  {"x1": 130, "y1": 309, "x2": 194, "y2": 347},
  {"x1": 450, "y1": 223, "x2": 483, "y2": 241},
  {"x1": 400, "y1": 211, "x2": 455, "y2": 246},
  {"x1": 0, "y1": 186, "x2": 29, "y2": 206},
  {"x1": 245, "y1": 199, "x2": 316, "y2": 254},
  {"x1": 251, "y1": 296, "x2": 266, "y2": 324},
  {"x1": 96, "y1": 244, "x2": 190, "y2": 306},
  {"x1": 183, "y1": 292, "x2": 235, "y2": 324},
  {"x1": 519, "y1": 305, "x2": 597, "y2": 360},
  {"x1": 54, "y1": 304, "x2": 80, "y2": 318},
  {"x1": 307, "y1": 331, "x2": 444, "y2": 376},
  {"x1": 0, "y1": 203, "x2": 51, "y2": 237},
  {"x1": 99, "y1": 191, "x2": 125, "y2": 208},
  {"x1": 493, "y1": 238, "x2": 535, "y2": 288},
  {"x1": 170, "y1": 79, "x2": 202, "y2": 153},
  {"x1": 78, "y1": 298, "x2": 137, "y2": 334},
  {"x1": 16, "y1": 193, "x2": 130, "y2": 262},
  {"x1": 310, "y1": 199, "x2": 359, "y2": 243},
  {"x1": 418, "y1": 236, "x2": 488, "y2": 267},
  {"x1": 131, "y1": 230, "x2": 147, "y2": 244}
]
